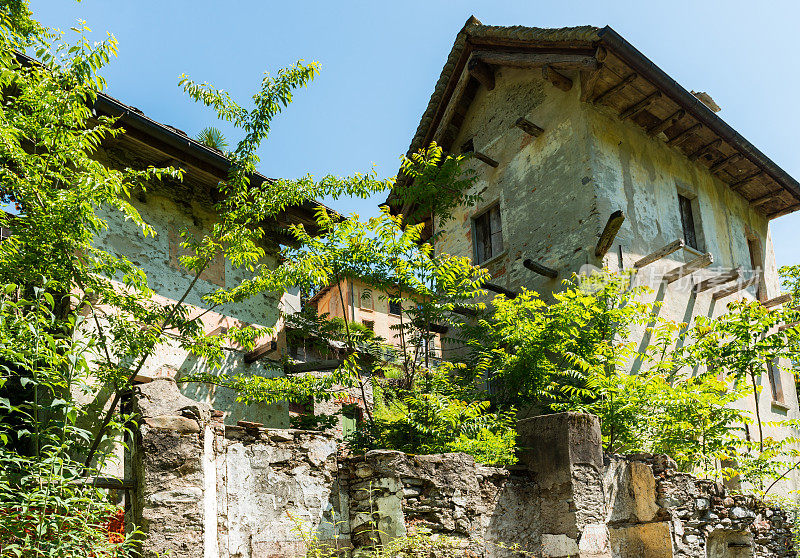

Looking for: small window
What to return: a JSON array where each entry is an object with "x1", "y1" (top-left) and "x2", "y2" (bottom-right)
[
  {"x1": 678, "y1": 194, "x2": 699, "y2": 250},
  {"x1": 362, "y1": 320, "x2": 374, "y2": 332},
  {"x1": 389, "y1": 299, "x2": 402, "y2": 316},
  {"x1": 473, "y1": 205, "x2": 503, "y2": 264},
  {"x1": 360, "y1": 288, "x2": 374, "y2": 311},
  {"x1": 768, "y1": 360, "x2": 785, "y2": 404}
]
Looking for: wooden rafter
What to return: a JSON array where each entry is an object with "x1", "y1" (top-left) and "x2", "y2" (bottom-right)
[
  {"x1": 769, "y1": 203, "x2": 800, "y2": 219},
  {"x1": 730, "y1": 170, "x2": 763, "y2": 192},
  {"x1": 244, "y1": 340, "x2": 278, "y2": 364},
  {"x1": 484, "y1": 282, "x2": 519, "y2": 299},
  {"x1": 471, "y1": 51, "x2": 598, "y2": 71},
  {"x1": 474, "y1": 151, "x2": 499, "y2": 167},
  {"x1": 634, "y1": 239, "x2": 685, "y2": 268},
  {"x1": 709, "y1": 153, "x2": 743, "y2": 174},
  {"x1": 648, "y1": 109, "x2": 685, "y2": 137},
  {"x1": 542, "y1": 65, "x2": 572, "y2": 92},
  {"x1": 750, "y1": 189, "x2": 784, "y2": 207},
  {"x1": 468, "y1": 58, "x2": 495, "y2": 91},
  {"x1": 688, "y1": 138, "x2": 722, "y2": 162},
  {"x1": 762, "y1": 293, "x2": 792, "y2": 309},
  {"x1": 592, "y1": 73, "x2": 637, "y2": 104},
  {"x1": 662, "y1": 253, "x2": 713, "y2": 284},
  {"x1": 619, "y1": 92, "x2": 661, "y2": 121},
  {"x1": 666, "y1": 123, "x2": 702, "y2": 146}
]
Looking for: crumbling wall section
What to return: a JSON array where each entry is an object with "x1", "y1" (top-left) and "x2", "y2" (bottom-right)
[
  {"x1": 132, "y1": 398, "x2": 796, "y2": 558},
  {"x1": 340, "y1": 449, "x2": 540, "y2": 556},
  {"x1": 605, "y1": 453, "x2": 796, "y2": 558}
]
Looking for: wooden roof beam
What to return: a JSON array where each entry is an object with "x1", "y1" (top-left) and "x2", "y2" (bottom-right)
[
  {"x1": 762, "y1": 293, "x2": 792, "y2": 309},
  {"x1": 666, "y1": 123, "x2": 702, "y2": 146},
  {"x1": 648, "y1": 109, "x2": 685, "y2": 137},
  {"x1": 592, "y1": 73, "x2": 637, "y2": 104},
  {"x1": 750, "y1": 189, "x2": 784, "y2": 208},
  {"x1": 634, "y1": 239, "x2": 685, "y2": 268},
  {"x1": 484, "y1": 282, "x2": 519, "y2": 299},
  {"x1": 710, "y1": 153, "x2": 743, "y2": 174},
  {"x1": 730, "y1": 170, "x2": 763, "y2": 192},
  {"x1": 472, "y1": 50, "x2": 598, "y2": 71},
  {"x1": 694, "y1": 267, "x2": 741, "y2": 293},
  {"x1": 468, "y1": 58, "x2": 495, "y2": 91},
  {"x1": 619, "y1": 91, "x2": 661, "y2": 121},
  {"x1": 768, "y1": 203, "x2": 800, "y2": 220},
  {"x1": 689, "y1": 138, "x2": 722, "y2": 162}
]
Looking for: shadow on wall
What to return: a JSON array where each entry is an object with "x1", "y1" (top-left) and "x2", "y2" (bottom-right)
[{"x1": 175, "y1": 349, "x2": 289, "y2": 428}]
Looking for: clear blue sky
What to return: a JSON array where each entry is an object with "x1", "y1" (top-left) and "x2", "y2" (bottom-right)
[{"x1": 32, "y1": 0, "x2": 800, "y2": 270}]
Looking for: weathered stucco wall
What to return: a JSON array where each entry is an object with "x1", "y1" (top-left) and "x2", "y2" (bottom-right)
[
  {"x1": 132, "y1": 394, "x2": 797, "y2": 558},
  {"x1": 434, "y1": 67, "x2": 601, "y2": 297},
  {"x1": 431, "y1": 67, "x2": 799, "y2": 494},
  {"x1": 90, "y1": 148, "x2": 290, "y2": 428}
]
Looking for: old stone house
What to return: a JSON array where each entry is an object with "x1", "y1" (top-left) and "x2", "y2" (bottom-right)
[
  {"x1": 88, "y1": 91, "x2": 320, "y2": 431},
  {"x1": 394, "y1": 18, "x2": 800, "y2": 490}
]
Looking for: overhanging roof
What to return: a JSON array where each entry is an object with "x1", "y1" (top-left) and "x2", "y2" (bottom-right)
[{"x1": 393, "y1": 17, "x2": 800, "y2": 220}]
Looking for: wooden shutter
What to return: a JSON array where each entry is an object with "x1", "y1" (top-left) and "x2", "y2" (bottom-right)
[
  {"x1": 474, "y1": 212, "x2": 490, "y2": 263},
  {"x1": 678, "y1": 194, "x2": 698, "y2": 250},
  {"x1": 489, "y1": 206, "x2": 503, "y2": 258}
]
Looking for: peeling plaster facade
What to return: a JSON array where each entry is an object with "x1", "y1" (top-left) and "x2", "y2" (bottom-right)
[
  {"x1": 431, "y1": 66, "x2": 799, "y2": 492},
  {"x1": 91, "y1": 144, "x2": 292, "y2": 431}
]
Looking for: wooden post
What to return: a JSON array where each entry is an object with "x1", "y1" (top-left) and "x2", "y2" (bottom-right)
[
  {"x1": 694, "y1": 268, "x2": 741, "y2": 293},
  {"x1": 524, "y1": 259, "x2": 558, "y2": 279},
  {"x1": 662, "y1": 253, "x2": 713, "y2": 284},
  {"x1": 592, "y1": 73, "x2": 637, "y2": 104},
  {"x1": 711, "y1": 276, "x2": 759, "y2": 301},
  {"x1": 633, "y1": 239, "x2": 685, "y2": 268},
  {"x1": 468, "y1": 58, "x2": 495, "y2": 91},
  {"x1": 515, "y1": 117, "x2": 544, "y2": 137},
  {"x1": 619, "y1": 92, "x2": 661, "y2": 121},
  {"x1": 648, "y1": 109, "x2": 685, "y2": 136},
  {"x1": 542, "y1": 65, "x2": 572, "y2": 92},
  {"x1": 595, "y1": 210, "x2": 625, "y2": 257}
]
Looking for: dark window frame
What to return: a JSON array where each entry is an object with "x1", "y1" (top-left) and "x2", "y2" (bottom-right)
[
  {"x1": 678, "y1": 193, "x2": 699, "y2": 250},
  {"x1": 472, "y1": 204, "x2": 503, "y2": 265}
]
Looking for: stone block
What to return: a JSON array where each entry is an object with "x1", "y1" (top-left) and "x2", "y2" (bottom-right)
[
  {"x1": 144, "y1": 415, "x2": 201, "y2": 433},
  {"x1": 609, "y1": 522, "x2": 673, "y2": 558}
]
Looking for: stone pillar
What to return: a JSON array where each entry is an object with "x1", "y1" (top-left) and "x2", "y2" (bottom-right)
[
  {"x1": 517, "y1": 412, "x2": 610, "y2": 558},
  {"x1": 131, "y1": 378, "x2": 212, "y2": 558}
]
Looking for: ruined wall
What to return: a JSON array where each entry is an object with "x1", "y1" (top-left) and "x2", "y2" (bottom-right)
[
  {"x1": 134, "y1": 401, "x2": 797, "y2": 558},
  {"x1": 604, "y1": 453, "x2": 796, "y2": 558}
]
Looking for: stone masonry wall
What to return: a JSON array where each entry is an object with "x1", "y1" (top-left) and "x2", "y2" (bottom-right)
[{"x1": 132, "y1": 389, "x2": 797, "y2": 558}]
